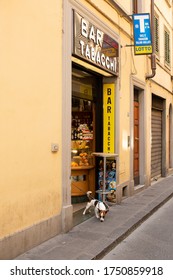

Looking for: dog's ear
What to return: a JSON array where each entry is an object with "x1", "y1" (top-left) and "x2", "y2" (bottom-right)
[
  {"x1": 103, "y1": 202, "x2": 109, "y2": 212},
  {"x1": 94, "y1": 200, "x2": 99, "y2": 207}
]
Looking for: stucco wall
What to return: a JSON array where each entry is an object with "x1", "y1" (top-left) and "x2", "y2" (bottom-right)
[{"x1": 0, "y1": 0, "x2": 62, "y2": 239}]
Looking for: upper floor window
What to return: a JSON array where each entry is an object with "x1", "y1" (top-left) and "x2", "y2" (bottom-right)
[
  {"x1": 164, "y1": 28, "x2": 170, "y2": 66},
  {"x1": 154, "y1": 15, "x2": 159, "y2": 55}
]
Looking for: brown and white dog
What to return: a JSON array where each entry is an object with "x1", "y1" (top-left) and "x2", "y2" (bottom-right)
[{"x1": 83, "y1": 191, "x2": 109, "y2": 222}]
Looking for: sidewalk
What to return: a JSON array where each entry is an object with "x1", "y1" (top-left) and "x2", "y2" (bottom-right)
[{"x1": 15, "y1": 175, "x2": 173, "y2": 260}]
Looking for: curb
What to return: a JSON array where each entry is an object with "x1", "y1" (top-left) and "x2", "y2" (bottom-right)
[{"x1": 93, "y1": 192, "x2": 173, "y2": 259}]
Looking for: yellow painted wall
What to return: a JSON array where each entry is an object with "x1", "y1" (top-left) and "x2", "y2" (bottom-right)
[
  {"x1": 113, "y1": 0, "x2": 131, "y2": 13},
  {"x1": 0, "y1": 0, "x2": 62, "y2": 238}
]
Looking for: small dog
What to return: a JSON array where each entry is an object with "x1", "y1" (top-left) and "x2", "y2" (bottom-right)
[{"x1": 83, "y1": 191, "x2": 109, "y2": 222}]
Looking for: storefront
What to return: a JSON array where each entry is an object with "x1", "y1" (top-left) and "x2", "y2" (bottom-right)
[{"x1": 71, "y1": 10, "x2": 119, "y2": 203}]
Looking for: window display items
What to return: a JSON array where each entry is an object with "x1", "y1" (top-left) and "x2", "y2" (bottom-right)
[{"x1": 97, "y1": 159, "x2": 116, "y2": 202}]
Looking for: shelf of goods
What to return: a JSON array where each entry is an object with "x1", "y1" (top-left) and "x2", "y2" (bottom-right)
[{"x1": 71, "y1": 140, "x2": 95, "y2": 198}]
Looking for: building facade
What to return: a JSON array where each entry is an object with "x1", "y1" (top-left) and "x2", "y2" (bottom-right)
[{"x1": 0, "y1": 0, "x2": 173, "y2": 259}]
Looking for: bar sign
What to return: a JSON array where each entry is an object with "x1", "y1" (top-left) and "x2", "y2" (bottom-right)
[{"x1": 103, "y1": 84, "x2": 115, "y2": 153}]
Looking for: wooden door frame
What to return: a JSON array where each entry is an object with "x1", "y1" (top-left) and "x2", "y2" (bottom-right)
[
  {"x1": 134, "y1": 99, "x2": 139, "y2": 185},
  {"x1": 130, "y1": 79, "x2": 146, "y2": 192}
]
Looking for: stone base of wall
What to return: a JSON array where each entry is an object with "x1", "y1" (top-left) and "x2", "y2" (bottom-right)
[{"x1": 0, "y1": 204, "x2": 73, "y2": 260}]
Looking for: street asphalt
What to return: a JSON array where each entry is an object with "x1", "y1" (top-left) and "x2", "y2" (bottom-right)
[{"x1": 15, "y1": 175, "x2": 173, "y2": 260}]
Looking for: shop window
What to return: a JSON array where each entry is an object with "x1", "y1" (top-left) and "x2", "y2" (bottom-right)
[
  {"x1": 71, "y1": 66, "x2": 97, "y2": 201},
  {"x1": 71, "y1": 96, "x2": 94, "y2": 164}
]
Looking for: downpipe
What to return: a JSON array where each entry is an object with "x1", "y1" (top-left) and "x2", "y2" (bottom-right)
[{"x1": 146, "y1": 0, "x2": 156, "y2": 79}]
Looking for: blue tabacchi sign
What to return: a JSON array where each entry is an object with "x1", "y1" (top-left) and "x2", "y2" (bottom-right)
[{"x1": 133, "y1": 13, "x2": 152, "y2": 55}]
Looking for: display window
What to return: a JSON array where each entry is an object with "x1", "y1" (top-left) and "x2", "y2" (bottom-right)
[{"x1": 71, "y1": 66, "x2": 98, "y2": 202}]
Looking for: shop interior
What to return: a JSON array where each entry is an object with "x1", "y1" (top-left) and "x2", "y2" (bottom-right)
[
  {"x1": 71, "y1": 66, "x2": 98, "y2": 212},
  {"x1": 71, "y1": 65, "x2": 117, "y2": 225}
]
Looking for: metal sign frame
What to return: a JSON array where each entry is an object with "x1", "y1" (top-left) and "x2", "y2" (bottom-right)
[{"x1": 73, "y1": 10, "x2": 119, "y2": 75}]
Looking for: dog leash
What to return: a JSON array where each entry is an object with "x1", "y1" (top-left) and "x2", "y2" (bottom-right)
[
  {"x1": 71, "y1": 182, "x2": 89, "y2": 195},
  {"x1": 72, "y1": 183, "x2": 95, "y2": 200},
  {"x1": 72, "y1": 182, "x2": 108, "y2": 204}
]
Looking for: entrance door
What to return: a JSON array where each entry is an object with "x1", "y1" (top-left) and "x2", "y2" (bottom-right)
[
  {"x1": 169, "y1": 105, "x2": 172, "y2": 168},
  {"x1": 134, "y1": 100, "x2": 139, "y2": 185}
]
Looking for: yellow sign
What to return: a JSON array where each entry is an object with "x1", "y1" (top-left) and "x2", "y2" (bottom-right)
[
  {"x1": 134, "y1": 45, "x2": 152, "y2": 55},
  {"x1": 103, "y1": 84, "x2": 115, "y2": 153}
]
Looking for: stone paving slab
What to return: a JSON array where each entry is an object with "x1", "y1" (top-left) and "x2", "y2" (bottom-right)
[{"x1": 15, "y1": 176, "x2": 173, "y2": 260}]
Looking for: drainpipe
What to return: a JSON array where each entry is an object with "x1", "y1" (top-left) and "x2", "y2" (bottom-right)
[{"x1": 146, "y1": 0, "x2": 156, "y2": 79}]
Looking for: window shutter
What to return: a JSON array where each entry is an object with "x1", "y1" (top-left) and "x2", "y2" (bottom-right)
[
  {"x1": 164, "y1": 29, "x2": 170, "y2": 65},
  {"x1": 154, "y1": 16, "x2": 159, "y2": 54}
]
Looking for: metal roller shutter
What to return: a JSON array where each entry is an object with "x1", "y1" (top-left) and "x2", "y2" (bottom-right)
[{"x1": 151, "y1": 109, "x2": 162, "y2": 178}]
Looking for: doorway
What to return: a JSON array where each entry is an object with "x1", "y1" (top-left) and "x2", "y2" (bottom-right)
[
  {"x1": 71, "y1": 64, "x2": 103, "y2": 225},
  {"x1": 134, "y1": 90, "x2": 139, "y2": 185},
  {"x1": 169, "y1": 104, "x2": 173, "y2": 169}
]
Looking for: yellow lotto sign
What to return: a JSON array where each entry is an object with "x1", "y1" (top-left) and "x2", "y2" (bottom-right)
[
  {"x1": 134, "y1": 45, "x2": 152, "y2": 55},
  {"x1": 103, "y1": 84, "x2": 115, "y2": 153}
]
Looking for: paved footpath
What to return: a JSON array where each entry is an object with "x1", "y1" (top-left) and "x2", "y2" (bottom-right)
[{"x1": 15, "y1": 176, "x2": 173, "y2": 260}]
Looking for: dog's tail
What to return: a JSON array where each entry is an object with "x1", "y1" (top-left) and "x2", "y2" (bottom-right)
[{"x1": 86, "y1": 191, "x2": 94, "y2": 201}]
